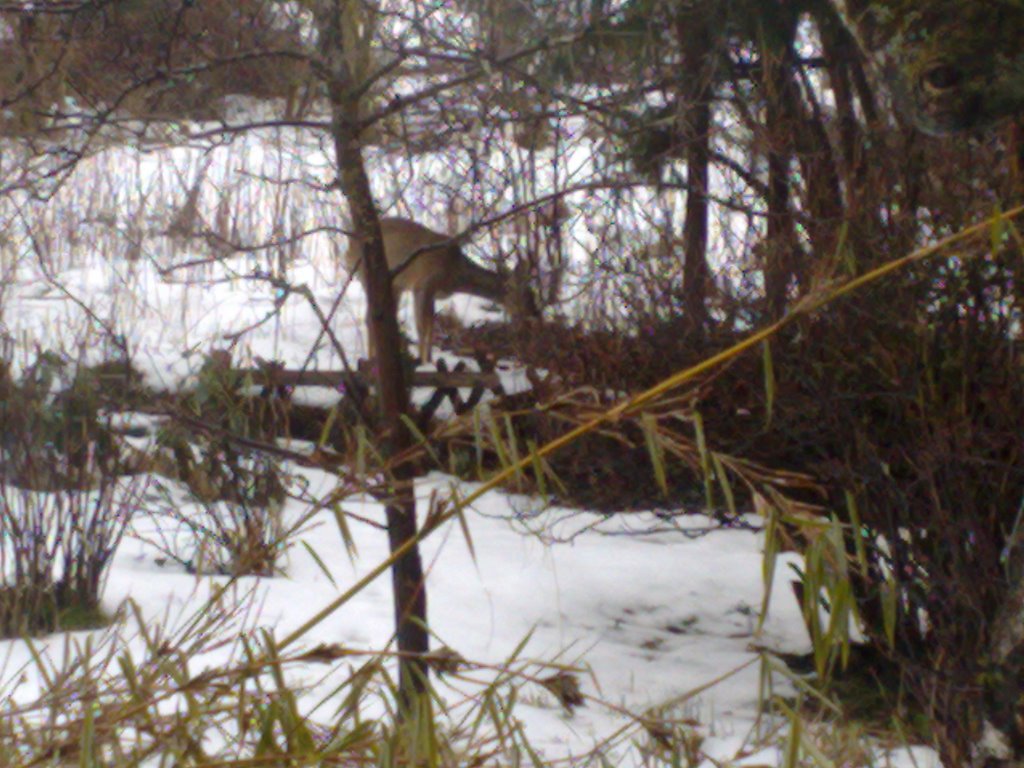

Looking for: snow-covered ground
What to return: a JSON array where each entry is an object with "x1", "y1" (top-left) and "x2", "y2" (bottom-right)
[{"x1": 0, "y1": 207, "x2": 938, "y2": 765}]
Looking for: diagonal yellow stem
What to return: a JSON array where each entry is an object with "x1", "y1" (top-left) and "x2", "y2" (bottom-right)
[{"x1": 280, "y1": 202, "x2": 1024, "y2": 650}]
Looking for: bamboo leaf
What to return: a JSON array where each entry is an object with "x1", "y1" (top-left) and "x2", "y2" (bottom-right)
[
  {"x1": 844, "y1": 492, "x2": 869, "y2": 579},
  {"x1": 505, "y1": 413, "x2": 523, "y2": 483},
  {"x1": 527, "y1": 439, "x2": 548, "y2": 498},
  {"x1": 882, "y1": 578, "x2": 897, "y2": 649},
  {"x1": 402, "y1": 413, "x2": 440, "y2": 466},
  {"x1": 301, "y1": 539, "x2": 338, "y2": 586},
  {"x1": 711, "y1": 453, "x2": 736, "y2": 517},
  {"x1": 641, "y1": 412, "x2": 668, "y2": 496},
  {"x1": 692, "y1": 409, "x2": 714, "y2": 509},
  {"x1": 762, "y1": 340, "x2": 775, "y2": 428},
  {"x1": 758, "y1": 497, "x2": 779, "y2": 632}
]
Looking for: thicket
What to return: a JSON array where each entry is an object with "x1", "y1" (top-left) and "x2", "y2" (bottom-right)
[{"x1": 0, "y1": 350, "x2": 145, "y2": 634}]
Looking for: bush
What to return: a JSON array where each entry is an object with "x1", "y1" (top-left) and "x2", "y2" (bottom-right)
[
  {"x1": 0, "y1": 346, "x2": 153, "y2": 635},
  {"x1": 0, "y1": 478, "x2": 144, "y2": 635},
  {"x1": 741, "y1": 231, "x2": 1024, "y2": 762},
  {"x1": 143, "y1": 444, "x2": 291, "y2": 577}
]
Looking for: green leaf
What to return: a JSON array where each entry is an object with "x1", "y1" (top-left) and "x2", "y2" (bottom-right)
[
  {"x1": 692, "y1": 410, "x2": 714, "y2": 509},
  {"x1": 762, "y1": 340, "x2": 775, "y2": 428},
  {"x1": 641, "y1": 412, "x2": 668, "y2": 496}
]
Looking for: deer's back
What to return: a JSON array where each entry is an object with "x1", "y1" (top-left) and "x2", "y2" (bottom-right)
[{"x1": 346, "y1": 218, "x2": 462, "y2": 294}]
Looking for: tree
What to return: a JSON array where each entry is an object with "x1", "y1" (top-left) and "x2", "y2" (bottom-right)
[{"x1": 306, "y1": 0, "x2": 429, "y2": 710}]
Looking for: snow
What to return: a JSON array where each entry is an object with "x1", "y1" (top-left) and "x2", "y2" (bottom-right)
[
  {"x1": 0, "y1": 166, "x2": 941, "y2": 767},
  {"x1": 105, "y1": 475, "x2": 810, "y2": 763}
]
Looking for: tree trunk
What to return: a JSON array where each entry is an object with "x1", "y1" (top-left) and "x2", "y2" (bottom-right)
[
  {"x1": 311, "y1": 0, "x2": 429, "y2": 710},
  {"x1": 764, "y1": 86, "x2": 793, "y2": 319},
  {"x1": 680, "y1": 95, "x2": 711, "y2": 328},
  {"x1": 675, "y1": 8, "x2": 717, "y2": 330},
  {"x1": 762, "y1": 7, "x2": 844, "y2": 314},
  {"x1": 761, "y1": 15, "x2": 799, "y2": 319}
]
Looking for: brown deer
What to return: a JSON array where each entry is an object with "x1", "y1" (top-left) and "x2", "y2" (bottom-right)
[{"x1": 346, "y1": 217, "x2": 531, "y2": 363}]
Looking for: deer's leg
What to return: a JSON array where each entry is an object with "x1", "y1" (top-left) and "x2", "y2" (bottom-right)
[{"x1": 413, "y1": 288, "x2": 435, "y2": 363}]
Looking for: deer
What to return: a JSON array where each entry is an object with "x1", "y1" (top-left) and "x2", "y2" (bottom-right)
[{"x1": 345, "y1": 217, "x2": 532, "y2": 364}]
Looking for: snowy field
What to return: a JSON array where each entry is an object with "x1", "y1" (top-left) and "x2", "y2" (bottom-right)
[{"x1": 0, "y1": 190, "x2": 938, "y2": 766}]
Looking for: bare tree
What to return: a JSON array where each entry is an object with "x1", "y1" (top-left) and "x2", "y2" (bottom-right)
[{"x1": 307, "y1": 0, "x2": 428, "y2": 708}]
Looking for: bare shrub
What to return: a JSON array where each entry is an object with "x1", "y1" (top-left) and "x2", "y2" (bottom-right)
[
  {"x1": 131, "y1": 351, "x2": 296, "y2": 577},
  {"x1": 446, "y1": 316, "x2": 760, "y2": 510},
  {"x1": 142, "y1": 448, "x2": 291, "y2": 577},
  {"x1": 0, "y1": 348, "x2": 136, "y2": 492},
  {"x1": 0, "y1": 345, "x2": 152, "y2": 635},
  {"x1": 0, "y1": 477, "x2": 144, "y2": 636}
]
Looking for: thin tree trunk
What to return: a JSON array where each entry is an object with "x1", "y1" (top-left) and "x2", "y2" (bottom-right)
[
  {"x1": 312, "y1": 0, "x2": 429, "y2": 709},
  {"x1": 676, "y1": 9, "x2": 715, "y2": 330},
  {"x1": 762, "y1": 23, "x2": 798, "y2": 319},
  {"x1": 763, "y1": 6, "x2": 844, "y2": 313},
  {"x1": 681, "y1": 95, "x2": 711, "y2": 328},
  {"x1": 764, "y1": 88, "x2": 793, "y2": 318}
]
